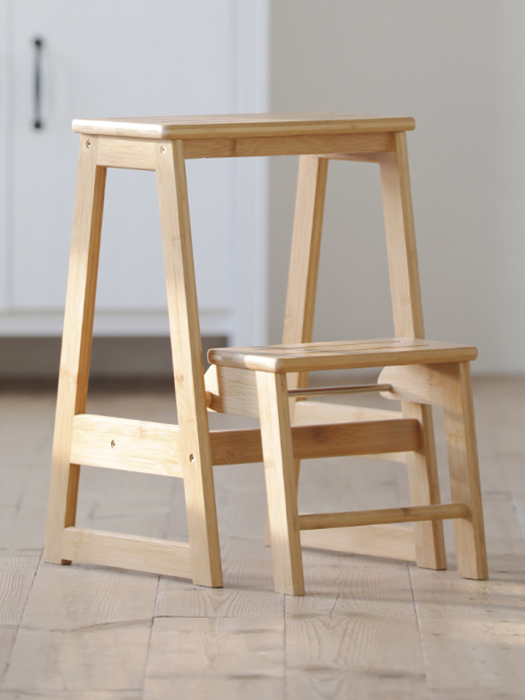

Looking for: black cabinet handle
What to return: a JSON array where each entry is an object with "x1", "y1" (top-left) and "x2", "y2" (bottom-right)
[{"x1": 33, "y1": 37, "x2": 44, "y2": 129}]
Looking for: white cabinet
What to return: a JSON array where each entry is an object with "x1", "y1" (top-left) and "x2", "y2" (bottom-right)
[{"x1": 0, "y1": 0, "x2": 268, "y2": 344}]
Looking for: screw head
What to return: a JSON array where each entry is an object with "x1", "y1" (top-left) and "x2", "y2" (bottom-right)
[
  {"x1": 86, "y1": 139, "x2": 92, "y2": 149},
  {"x1": 160, "y1": 145, "x2": 166, "y2": 154},
  {"x1": 110, "y1": 440, "x2": 116, "y2": 449},
  {"x1": 189, "y1": 454, "x2": 195, "y2": 463}
]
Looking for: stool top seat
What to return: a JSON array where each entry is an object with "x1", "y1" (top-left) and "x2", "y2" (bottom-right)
[
  {"x1": 72, "y1": 112, "x2": 415, "y2": 140},
  {"x1": 208, "y1": 338, "x2": 478, "y2": 374}
]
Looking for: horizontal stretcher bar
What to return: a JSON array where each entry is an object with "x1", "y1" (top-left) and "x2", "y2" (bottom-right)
[
  {"x1": 288, "y1": 383, "x2": 392, "y2": 398},
  {"x1": 61, "y1": 527, "x2": 192, "y2": 579},
  {"x1": 298, "y1": 503, "x2": 470, "y2": 531},
  {"x1": 70, "y1": 413, "x2": 421, "y2": 477},
  {"x1": 93, "y1": 132, "x2": 396, "y2": 167}
]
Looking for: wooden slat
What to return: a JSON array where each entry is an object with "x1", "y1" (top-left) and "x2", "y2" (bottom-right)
[
  {"x1": 71, "y1": 414, "x2": 183, "y2": 477},
  {"x1": 61, "y1": 527, "x2": 192, "y2": 579},
  {"x1": 293, "y1": 400, "x2": 402, "y2": 424},
  {"x1": 300, "y1": 524, "x2": 417, "y2": 562},
  {"x1": 291, "y1": 400, "x2": 408, "y2": 463},
  {"x1": 69, "y1": 413, "x2": 420, "y2": 474},
  {"x1": 208, "y1": 338, "x2": 477, "y2": 373},
  {"x1": 96, "y1": 137, "x2": 156, "y2": 170},
  {"x1": 299, "y1": 503, "x2": 469, "y2": 531},
  {"x1": 182, "y1": 132, "x2": 394, "y2": 159},
  {"x1": 72, "y1": 112, "x2": 415, "y2": 139},
  {"x1": 212, "y1": 417, "x2": 420, "y2": 464},
  {"x1": 321, "y1": 152, "x2": 382, "y2": 162},
  {"x1": 289, "y1": 383, "x2": 392, "y2": 398},
  {"x1": 290, "y1": 418, "x2": 420, "y2": 459}
]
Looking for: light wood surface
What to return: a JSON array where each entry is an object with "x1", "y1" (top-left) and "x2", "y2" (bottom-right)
[
  {"x1": 265, "y1": 153, "x2": 328, "y2": 546},
  {"x1": 181, "y1": 132, "x2": 395, "y2": 159},
  {"x1": 288, "y1": 382, "x2": 392, "y2": 397},
  {"x1": 44, "y1": 135, "x2": 106, "y2": 564},
  {"x1": 440, "y1": 362, "x2": 488, "y2": 579},
  {"x1": 293, "y1": 399, "x2": 402, "y2": 424},
  {"x1": 0, "y1": 377, "x2": 525, "y2": 700},
  {"x1": 380, "y1": 132, "x2": 447, "y2": 570},
  {"x1": 70, "y1": 413, "x2": 183, "y2": 478},
  {"x1": 282, "y1": 154, "x2": 328, "y2": 391},
  {"x1": 0, "y1": 378, "x2": 522, "y2": 698},
  {"x1": 256, "y1": 372, "x2": 304, "y2": 596},
  {"x1": 69, "y1": 412, "x2": 419, "y2": 472},
  {"x1": 208, "y1": 338, "x2": 477, "y2": 373},
  {"x1": 72, "y1": 112, "x2": 416, "y2": 139},
  {"x1": 205, "y1": 364, "x2": 259, "y2": 418},
  {"x1": 293, "y1": 400, "x2": 409, "y2": 463},
  {"x1": 96, "y1": 136, "x2": 156, "y2": 170},
  {"x1": 298, "y1": 503, "x2": 469, "y2": 530},
  {"x1": 379, "y1": 363, "x2": 445, "y2": 405},
  {"x1": 212, "y1": 418, "x2": 419, "y2": 463},
  {"x1": 155, "y1": 139, "x2": 222, "y2": 588},
  {"x1": 62, "y1": 527, "x2": 192, "y2": 579}
]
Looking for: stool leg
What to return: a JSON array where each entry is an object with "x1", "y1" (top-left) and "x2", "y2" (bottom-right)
[
  {"x1": 257, "y1": 371, "x2": 304, "y2": 595},
  {"x1": 265, "y1": 155, "x2": 329, "y2": 546},
  {"x1": 44, "y1": 136, "x2": 106, "y2": 563},
  {"x1": 403, "y1": 402, "x2": 447, "y2": 569},
  {"x1": 156, "y1": 140, "x2": 222, "y2": 588},
  {"x1": 440, "y1": 362, "x2": 488, "y2": 579},
  {"x1": 380, "y1": 132, "x2": 446, "y2": 570}
]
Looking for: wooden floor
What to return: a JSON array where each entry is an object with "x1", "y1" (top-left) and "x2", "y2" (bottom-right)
[{"x1": 1, "y1": 376, "x2": 524, "y2": 699}]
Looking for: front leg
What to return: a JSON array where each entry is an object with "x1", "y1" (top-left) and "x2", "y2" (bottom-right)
[{"x1": 256, "y1": 371, "x2": 305, "y2": 595}]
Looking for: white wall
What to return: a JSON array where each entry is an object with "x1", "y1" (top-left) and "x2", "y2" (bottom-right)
[{"x1": 268, "y1": 0, "x2": 525, "y2": 374}]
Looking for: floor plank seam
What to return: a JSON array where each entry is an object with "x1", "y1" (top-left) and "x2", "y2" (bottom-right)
[
  {"x1": 408, "y1": 564, "x2": 430, "y2": 697},
  {"x1": 1, "y1": 550, "x2": 42, "y2": 692},
  {"x1": 143, "y1": 573, "x2": 161, "y2": 698}
]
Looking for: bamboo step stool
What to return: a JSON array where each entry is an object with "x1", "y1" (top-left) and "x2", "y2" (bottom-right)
[{"x1": 44, "y1": 113, "x2": 488, "y2": 595}]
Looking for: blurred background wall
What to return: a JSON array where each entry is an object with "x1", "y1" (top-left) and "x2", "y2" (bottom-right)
[
  {"x1": 1, "y1": 0, "x2": 524, "y2": 378},
  {"x1": 267, "y1": 0, "x2": 525, "y2": 374}
]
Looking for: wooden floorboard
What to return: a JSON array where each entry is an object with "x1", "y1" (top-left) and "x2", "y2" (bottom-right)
[{"x1": 0, "y1": 378, "x2": 524, "y2": 698}]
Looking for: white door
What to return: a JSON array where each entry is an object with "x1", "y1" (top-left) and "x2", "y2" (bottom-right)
[{"x1": 1, "y1": 0, "x2": 268, "y2": 342}]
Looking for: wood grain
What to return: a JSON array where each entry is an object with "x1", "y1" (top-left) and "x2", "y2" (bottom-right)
[
  {"x1": 256, "y1": 372, "x2": 304, "y2": 595},
  {"x1": 44, "y1": 135, "x2": 106, "y2": 565},
  {"x1": 208, "y1": 338, "x2": 477, "y2": 373},
  {"x1": 62, "y1": 527, "x2": 192, "y2": 579},
  {"x1": 379, "y1": 364, "x2": 445, "y2": 405},
  {"x1": 293, "y1": 400, "x2": 409, "y2": 463},
  {"x1": 96, "y1": 137, "x2": 156, "y2": 170},
  {"x1": 69, "y1": 413, "x2": 419, "y2": 472},
  {"x1": 182, "y1": 132, "x2": 395, "y2": 159},
  {"x1": 72, "y1": 112, "x2": 415, "y2": 139},
  {"x1": 143, "y1": 617, "x2": 285, "y2": 699},
  {"x1": 155, "y1": 139, "x2": 222, "y2": 587},
  {"x1": 298, "y1": 503, "x2": 468, "y2": 530},
  {"x1": 440, "y1": 362, "x2": 488, "y2": 579},
  {"x1": 0, "y1": 378, "x2": 522, "y2": 697},
  {"x1": 380, "y1": 132, "x2": 447, "y2": 571}
]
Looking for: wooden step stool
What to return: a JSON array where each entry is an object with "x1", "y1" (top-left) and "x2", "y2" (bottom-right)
[
  {"x1": 44, "y1": 112, "x2": 487, "y2": 594},
  {"x1": 204, "y1": 117, "x2": 488, "y2": 595}
]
